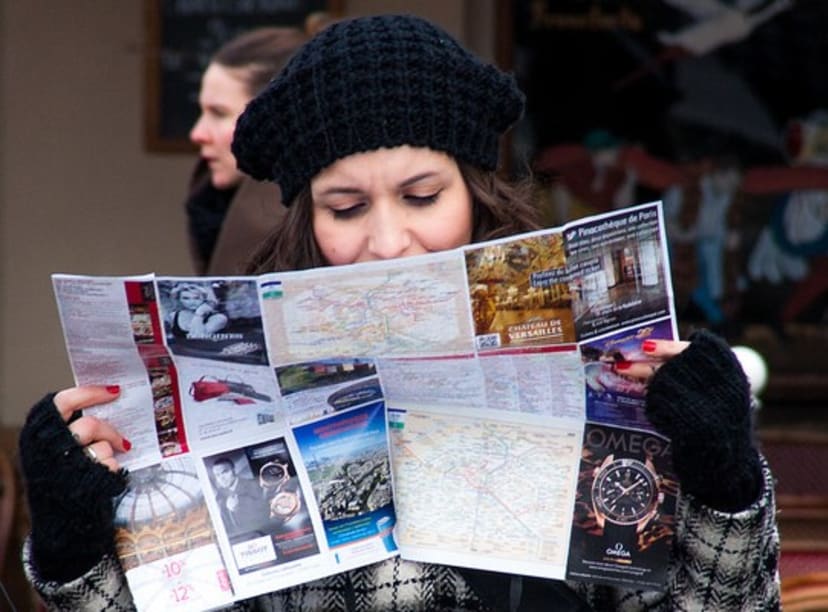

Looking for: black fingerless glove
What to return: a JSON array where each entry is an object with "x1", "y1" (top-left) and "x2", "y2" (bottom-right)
[
  {"x1": 18, "y1": 393, "x2": 128, "y2": 583},
  {"x1": 645, "y1": 330, "x2": 762, "y2": 512}
]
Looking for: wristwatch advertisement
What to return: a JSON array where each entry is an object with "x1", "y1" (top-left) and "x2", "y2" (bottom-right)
[
  {"x1": 258, "y1": 460, "x2": 303, "y2": 523},
  {"x1": 590, "y1": 453, "x2": 664, "y2": 555},
  {"x1": 258, "y1": 460, "x2": 290, "y2": 490},
  {"x1": 269, "y1": 489, "x2": 302, "y2": 522},
  {"x1": 566, "y1": 422, "x2": 678, "y2": 591}
]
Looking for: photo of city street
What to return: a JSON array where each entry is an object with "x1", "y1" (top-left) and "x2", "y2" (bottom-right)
[
  {"x1": 311, "y1": 444, "x2": 392, "y2": 522},
  {"x1": 293, "y1": 402, "x2": 395, "y2": 548}
]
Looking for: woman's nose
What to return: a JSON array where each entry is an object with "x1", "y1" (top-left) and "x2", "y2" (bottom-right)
[
  {"x1": 189, "y1": 115, "x2": 209, "y2": 144},
  {"x1": 367, "y1": 206, "x2": 412, "y2": 260}
]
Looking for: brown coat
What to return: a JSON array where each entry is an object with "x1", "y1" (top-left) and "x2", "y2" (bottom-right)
[{"x1": 189, "y1": 175, "x2": 285, "y2": 276}]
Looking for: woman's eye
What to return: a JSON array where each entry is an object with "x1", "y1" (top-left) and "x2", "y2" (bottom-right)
[
  {"x1": 331, "y1": 203, "x2": 366, "y2": 220},
  {"x1": 205, "y1": 106, "x2": 232, "y2": 120},
  {"x1": 404, "y1": 191, "x2": 440, "y2": 206}
]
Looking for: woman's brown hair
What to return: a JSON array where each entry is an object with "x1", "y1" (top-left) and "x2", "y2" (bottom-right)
[
  {"x1": 212, "y1": 27, "x2": 308, "y2": 96},
  {"x1": 243, "y1": 163, "x2": 542, "y2": 274}
]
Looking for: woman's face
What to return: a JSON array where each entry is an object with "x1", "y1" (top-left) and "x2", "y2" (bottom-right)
[
  {"x1": 190, "y1": 63, "x2": 251, "y2": 190},
  {"x1": 178, "y1": 289, "x2": 204, "y2": 310},
  {"x1": 310, "y1": 146, "x2": 474, "y2": 265}
]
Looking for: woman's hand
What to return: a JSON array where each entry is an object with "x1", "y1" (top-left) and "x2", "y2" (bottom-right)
[
  {"x1": 611, "y1": 338, "x2": 690, "y2": 380},
  {"x1": 194, "y1": 302, "x2": 216, "y2": 318},
  {"x1": 19, "y1": 386, "x2": 131, "y2": 583},
  {"x1": 188, "y1": 304, "x2": 229, "y2": 337},
  {"x1": 54, "y1": 385, "x2": 131, "y2": 472},
  {"x1": 615, "y1": 330, "x2": 762, "y2": 512}
]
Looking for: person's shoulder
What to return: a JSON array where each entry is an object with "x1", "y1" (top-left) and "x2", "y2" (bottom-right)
[{"x1": 235, "y1": 177, "x2": 283, "y2": 208}]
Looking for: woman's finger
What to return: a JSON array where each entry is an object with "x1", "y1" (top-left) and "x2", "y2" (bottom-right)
[
  {"x1": 53, "y1": 385, "x2": 121, "y2": 421},
  {"x1": 98, "y1": 457, "x2": 122, "y2": 472},
  {"x1": 68, "y1": 415, "x2": 130, "y2": 453},
  {"x1": 641, "y1": 339, "x2": 690, "y2": 359},
  {"x1": 611, "y1": 339, "x2": 692, "y2": 380},
  {"x1": 82, "y1": 440, "x2": 114, "y2": 464},
  {"x1": 613, "y1": 360, "x2": 661, "y2": 380}
]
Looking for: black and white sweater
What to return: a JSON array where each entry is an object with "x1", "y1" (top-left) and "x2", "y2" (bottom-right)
[
  {"x1": 24, "y1": 458, "x2": 779, "y2": 611},
  {"x1": 21, "y1": 331, "x2": 780, "y2": 611}
]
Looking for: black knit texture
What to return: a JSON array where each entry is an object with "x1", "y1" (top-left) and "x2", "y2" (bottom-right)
[
  {"x1": 186, "y1": 159, "x2": 238, "y2": 271},
  {"x1": 232, "y1": 14, "x2": 525, "y2": 205},
  {"x1": 18, "y1": 393, "x2": 127, "y2": 583},
  {"x1": 645, "y1": 330, "x2": 762, "y2": 512}
]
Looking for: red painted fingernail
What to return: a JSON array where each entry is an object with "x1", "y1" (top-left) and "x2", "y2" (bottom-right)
[
  {"x1": 614, "y1": 361, "x2": 632, "y2": 370},
  {"x1": 123, "y1": 438, "x2": 132, "y2": 451},
  {"x1": 642, "y1": 340, "x2": 657, "y2": 353},
  {"x1": 106, "y1": 385, "x2": 121, "y2": 394}
]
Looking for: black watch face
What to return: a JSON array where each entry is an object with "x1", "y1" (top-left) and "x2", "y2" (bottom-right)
[
  {"x1": 592, "y1": 458, "x2": 658, "y2": 525},
  {"x1": 260, "y1": 462, "x2": 288, "y2": 486}
]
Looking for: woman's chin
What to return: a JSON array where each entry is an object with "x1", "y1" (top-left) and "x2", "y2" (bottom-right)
[{"x1": 211, "y1": 173, "x2": 243, "y2": 191}]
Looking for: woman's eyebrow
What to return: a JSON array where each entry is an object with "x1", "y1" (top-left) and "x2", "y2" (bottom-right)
[
  {"x1": 316, "y1": 171, "x2": 441, "y2": 197},
  {"x1": 316, "y1": 185, "x2": 364, "y2": 197},
  {"x1": 400, "y1": 172, "x2": 438, "y2": 187}
]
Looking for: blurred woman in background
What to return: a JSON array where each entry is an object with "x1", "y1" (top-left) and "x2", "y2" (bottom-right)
[{"x1": 186, "y1": 26, "x2": 307, "y2": 275}]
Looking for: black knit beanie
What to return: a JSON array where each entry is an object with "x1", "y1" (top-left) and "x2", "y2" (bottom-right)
[{"x1": 232, "y1": 14, "x2": 525, "y2": 205}]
